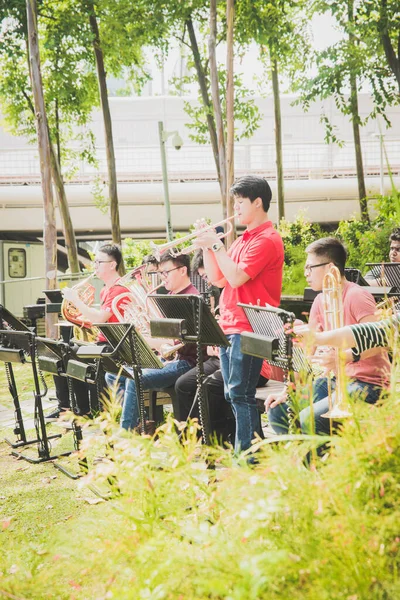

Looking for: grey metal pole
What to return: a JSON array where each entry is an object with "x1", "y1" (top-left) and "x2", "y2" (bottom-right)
[
  {"x1": 158, "y1": 121, "x2": 174, "y2": 242},
  {"x1": 379, "y1": 134, "x2": 384, "y2": 196}
]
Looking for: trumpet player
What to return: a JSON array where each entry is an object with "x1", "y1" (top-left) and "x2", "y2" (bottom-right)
[
  {"x1": 112, "y1": 251, "x2": 204, "y2": 432},
  {"x1": 194, "y1": 175, "x2": 284, "y2": 456},
  {"x1": 265, "y1": 237, "x2": 390, "y2": 438}
]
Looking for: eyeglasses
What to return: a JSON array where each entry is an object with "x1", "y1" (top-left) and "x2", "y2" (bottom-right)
[
  {"x1": 159, "y1": 266, "x2": 181, "y2": 278},
  {"x1": 304, "y1": 262, "x2": 330, "y2": 275},
  {"x1": 93, "y1": 260, "x2": 113, "y2": 265},
  {"x1": 389, "y1": 246, "x2": 400, "y2": 254}
]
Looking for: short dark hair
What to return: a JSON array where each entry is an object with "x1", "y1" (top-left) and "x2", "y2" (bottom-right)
[
  {"x1": 230, "y1": 175, "x2": 272, "y2": 212},
  {"x1": 389, "y1": 228, "x2": 400, "y2": 243},
  {"x1": 159, "y1": 250, "x2": 190, "y2": 275},
  {"x1": 306, "y1": 237, "x2": 347, "y2": 276},
  {"x1": 192, "y1": 249, "x2": 204, "y2": 275},
  {"x1": 98, "y1": 243, "x2": 122, "y2": 270},
  {"x1": 142, "y1": 254, "x2": 159, "y2": 268}
]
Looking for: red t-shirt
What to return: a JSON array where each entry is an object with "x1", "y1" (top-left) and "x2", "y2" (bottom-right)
[
  {"x1": 310, "y1": 280, "x2": 390, "y2": 388},
  {"x1": 97, "y1": 283, "x2": 130, "y2": 343},
  {"x1": 218, "y1": 221, "x2": 284, "y2": 334}
]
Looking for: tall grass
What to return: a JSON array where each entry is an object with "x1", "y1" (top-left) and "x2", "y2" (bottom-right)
[{"x1": 1, "y1": 379, "x2": 400, "y2": 599}]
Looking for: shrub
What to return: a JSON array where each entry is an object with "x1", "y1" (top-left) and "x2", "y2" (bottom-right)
[{"x1": 279, "y1": 214, "x2": 323, "y2": 295}]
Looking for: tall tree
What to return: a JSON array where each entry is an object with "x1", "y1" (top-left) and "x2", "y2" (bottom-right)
[
  {"x1": 296, "y1": 0, "x2": 398, "y2": 223},
  {"x1": 225, "y1": 0, "x2": 235, "y2": 245},
  {"x1": 358, "y1": 0, "x2": 400, "y2": 92},
  {"x1": 0, "y1": 0, "x2": 98, "y2": 272},
  {"x1": 235, "y1": 0, "x2": 311, "y2": 222},
  {"x1": 26, "y1": 0, "x2": 57, "y2": 336},
  {"x1": 208, "y1": 0, "x2": 227, "y2": 216},
  {"x1": 85, "y1": 0, "x2": 122, "y2": 256}
]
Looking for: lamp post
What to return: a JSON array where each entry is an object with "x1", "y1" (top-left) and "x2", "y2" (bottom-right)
[{"x1": 158, "y1": 121, "x2": 183, "y2": 242}]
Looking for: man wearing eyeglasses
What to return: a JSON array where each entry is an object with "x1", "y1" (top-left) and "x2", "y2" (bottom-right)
[
  {"x1": 114, "y1": 250, "x2": 203, "y2": 432},
  {"x1": 53, "y1": 244, "x2": 127, "y2": 420},
  {"x1": 364, "y1": 227, "x2": 400, "y2": 285},
  {"x1": 265, "y1": 237, "x2": 390, "y2": 438},
  {"x1": 62, "y1": 244, "x2": 128, "y2": 343}
]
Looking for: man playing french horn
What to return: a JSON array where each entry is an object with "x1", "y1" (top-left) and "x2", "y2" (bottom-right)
[
  {"x1": 266, "y1": 237, "x2": 390, "y2": 437},
  {"x1": 61, "y1": 243, "x2": 128, "y2": 344}
]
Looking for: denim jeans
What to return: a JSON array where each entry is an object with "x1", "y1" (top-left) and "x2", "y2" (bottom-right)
[
  {"x1": 268, "y1": 376, "x2": 382, "y2": 436},
  {"x1": 106, "y1": 359, "x2": 192, "y2": 431},
  {"x1": 219, "y1": 334, "x2": 263, "y2": 453},
  {"x1": 300, "y1": 376, "x2": 383, "y2": 436}
]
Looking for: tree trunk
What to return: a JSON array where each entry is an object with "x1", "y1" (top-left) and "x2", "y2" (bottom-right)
[
  {"x1": 225, "y1": 0, "x2": 236, "y2": 246},
  {"x1": 88, "y1": 1, "x2": 124, "y2": 272},
  {"x1": 26, "y1": 0, "x2": 57, "y2": 338},
  {"x1": 348, "y1": 0, "x2": 369, "y2": 223},
  {"x1": 208, "y1": 0, "x2": 227, "y2": 219},
  {"x1": 49, "y1": 142, "x2": 80, "y2": 273},
  {"x1": 379, "y1": 0, "x2": 400, "y2": 91},
  {"x1": 271, "y1": 55, "x2": 285, "y2": 222},
  {"x1": 186, "y1": 17, "x2": 226, "y2": 211},
  {"x1": 24, "y1": 43, "x2": 80, "y2": 274}
]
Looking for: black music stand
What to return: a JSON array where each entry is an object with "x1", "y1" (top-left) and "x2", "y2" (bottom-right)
[
  {"x1": 77, "y1": 323, "x2": 163, "y2": 434},
  {"x1": 239, "y1": 304, "x2": 312, "y2": 430},
  {"x1": 365, "y1": 262, "x2": 400, "y2": 290},
  {"x1": 148, "y1": 294, "x2": 229, "y2": 444},
  {"x1": 0, "y1": 305, "x2": 31, "y2": 448},
  {"x1": 344, "y1": 268, "x2": 369, "y2": 286},
  {"x1": 36, "y1": 336, "x2": 88, "y2": 478},
  {"x1": 0, "y1": 329, "x2": 71, "y2": 463}
]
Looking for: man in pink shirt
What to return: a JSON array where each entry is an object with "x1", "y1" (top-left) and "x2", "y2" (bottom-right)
[
  {"x1": 195, "y1": 175, "x2": 284, "y2": 454},
  {"x1": 266, "y1": 237, "x2": 390, "y2": 437}
]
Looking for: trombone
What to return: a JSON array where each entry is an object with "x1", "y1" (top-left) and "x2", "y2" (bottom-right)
[
  {"x1": 320, "y1": 265, "x2": 352, "y2": 419},
  {"x1": 150, "y1": 215, "x2": 237, "y2": 261}
]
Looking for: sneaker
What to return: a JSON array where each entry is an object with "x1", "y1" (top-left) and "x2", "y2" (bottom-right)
[{"x1": 45, "y1": 408, "x2": 63, "y2": 421}]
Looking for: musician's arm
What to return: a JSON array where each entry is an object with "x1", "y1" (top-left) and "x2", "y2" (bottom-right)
[
  {"x1": 62, "y1": 288, "x2": 110, "y2": 324},
  {"x1": 202, "y1": 245, "x2": 249, "y2": 288}
]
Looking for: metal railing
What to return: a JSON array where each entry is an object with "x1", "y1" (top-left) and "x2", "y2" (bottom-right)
[{"x1": 0, "y1": 138, "x2": 399, "y2": 184}]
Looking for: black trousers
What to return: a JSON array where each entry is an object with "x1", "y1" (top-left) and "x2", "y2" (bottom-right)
[
  {"x1": 174, "y1": 359, "x2": 269, "y2": 443},
  {"x1": 174, "y1": 358, "x2": 236, "y2": 442},
  {"x1": 53, "y1": 375, "x2": 99, "y2": 415}
]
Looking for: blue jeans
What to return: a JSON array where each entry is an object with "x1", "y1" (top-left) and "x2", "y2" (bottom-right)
[
  {"x1": 106, "y1": 359, "x2": 192, "y2": 431},
  {"x1": 220, "y1": 334, "x2": 263, "y2": 453},
  {"x1": 268, "y1": 377, "x2": 382, "y2": 436},
  {"x1": 300, "y1": 377, "x2": 383, "y2": 436}
]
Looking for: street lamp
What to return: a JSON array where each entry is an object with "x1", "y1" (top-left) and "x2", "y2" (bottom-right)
[{"x1": 158, "y1": 121, "x2": 184, "y2": 242}]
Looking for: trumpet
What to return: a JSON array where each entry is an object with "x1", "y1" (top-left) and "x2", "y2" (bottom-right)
[{"x1": 150, "y1": 215, "x2": 237, "y2": 261}]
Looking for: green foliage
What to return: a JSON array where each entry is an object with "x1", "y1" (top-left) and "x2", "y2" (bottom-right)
[
  {"x1": 172, "y1": 69, "x2": 261, "y2": 145},
  {"x1": 279, "y1": 214, "x2": 323, "y2": 295},
  {"x1": 336, "y1": 192, "x2": 400, "y2": 272},
  {"x1": 122, "y1": 238, "x2": 154, "y2": 269},
  {"x1": 2, "y1": 387, "x2": 400, "y2": 599}
]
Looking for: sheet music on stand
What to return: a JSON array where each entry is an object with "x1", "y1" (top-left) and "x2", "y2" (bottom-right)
[
  {"x1": 148, "y1": 294, "x2": 228, "y2": 346},
  {"x1": 238, "y1": 303, "x2": 312, "y2": 374},
  {"x1": 0, "y1": 304, "x2": 31, "y2": 332},
  {"x1": 95, "y1": 322, "x2": 163, "y2": 434},
  {"x1": 365, "y1": 262, "x2": 400, "y2": 290},
  {"x1": 97, "y1": 323, "x2": 163, "y2": 370}
]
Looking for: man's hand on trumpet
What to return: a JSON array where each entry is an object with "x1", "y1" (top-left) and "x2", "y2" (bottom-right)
[{"x1": 193, "y1": 227, "x2": 221, "y2": 250}]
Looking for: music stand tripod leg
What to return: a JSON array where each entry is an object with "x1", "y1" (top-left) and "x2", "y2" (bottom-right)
[
  {"x1": 4, "y1": 361, "x2": 31, "y2": 449},
  {"x1": 11, "y1": 335, "x2": 65, "y2": 464},
  {"x1": 195, "y1": 299, "x2": 211, "y2": 446}
]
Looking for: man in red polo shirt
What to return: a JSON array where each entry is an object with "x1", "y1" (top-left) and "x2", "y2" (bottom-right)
[{"x1": 195, "y1": 175, "x2": 284, "y2": 454}]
